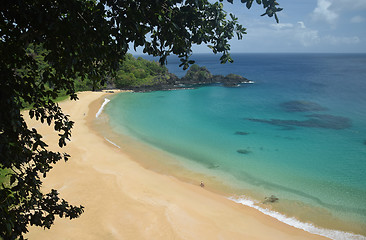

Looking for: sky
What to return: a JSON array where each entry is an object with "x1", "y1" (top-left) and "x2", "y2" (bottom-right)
[
  {"x1": 131, "y1": 0, "x2": 366, "y2": 54},
  {"x1": 212, "y1": 0, "x2": 366, "y2": 53}
]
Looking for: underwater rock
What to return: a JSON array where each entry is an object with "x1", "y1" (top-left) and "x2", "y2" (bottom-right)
[
  {"x1": 304, "y1": 114, "x2": 352, "y2": 129},
  {"x1": 237, "y1": 149, "x2": 252, "y2": 154},
  {"x1": 280, "y1": 100, "x2": 328, "y2": 112},
  {"x1": 246, "y1": 114, "x2": 351, "y2": 130},
  {"x1": 280, "y1": 126, "x2": 296, "y2": 130},
  {"x1": 207, "y1": 163, "x2": 220, "y2": 169},
  {"x1": 235, "y1": 131, "x2": 249, "y2": 135},
  {"x1": 263, "y1": 195, "x2": 279, "y2": 204},
  {"x1": 364, "y1": 140, "x2": 366, "y2": 146}
]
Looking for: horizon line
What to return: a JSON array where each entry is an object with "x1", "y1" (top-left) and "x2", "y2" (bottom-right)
[{"x1": 131, "y1": 52, "x2": 366, "y2": 55}]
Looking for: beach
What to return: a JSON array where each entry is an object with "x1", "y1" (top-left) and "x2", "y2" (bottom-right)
[{"x1": 25, "y1": 91, "x2": 329, "y2": 240}]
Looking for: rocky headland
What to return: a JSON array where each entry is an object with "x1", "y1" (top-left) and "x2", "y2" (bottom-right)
[{"x1": 127, "y1": 64, "x2": 253, "y2": 92}]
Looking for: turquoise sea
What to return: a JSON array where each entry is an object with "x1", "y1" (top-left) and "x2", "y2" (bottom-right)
[{"x1": 102, "y1": 54, "x2": 366, "y2": 239}]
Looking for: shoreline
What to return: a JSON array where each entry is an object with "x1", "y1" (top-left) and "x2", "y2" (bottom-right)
[
  {"x1": 95, "y1": 92, "x2": 366, "y2": 240},
  {"x1": 26, "y1": 91, "x2": 331, "y2": 239}
]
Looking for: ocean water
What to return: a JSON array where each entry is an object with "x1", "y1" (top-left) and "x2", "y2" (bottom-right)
[{"x1": 103, "y1": 54, "x2": 366, "y2": 239}]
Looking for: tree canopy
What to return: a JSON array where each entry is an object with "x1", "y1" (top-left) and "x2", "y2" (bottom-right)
[
  {"x1": 113, "y1": 53, "x2": 171, "y2": 88},
  {"x1": 0, "y1": 0, "x2": 281, "y2": 238}
]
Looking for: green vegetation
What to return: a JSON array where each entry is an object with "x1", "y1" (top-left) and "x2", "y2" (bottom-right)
[
  {"x1": 0, "y1": 168, "x2": 10, "y2": 185},
  {"x1": 182, "y1": 64, "x2": 213, "y2": 82},
  {"x1": 114, "y1": 54, "x2": 170, "y2": 88},
  {"x1": 226, "y1": 73, "x2": 245, "y2": 80},
  {"x1": 18, "y1": 50, "x2": 172, "y2": 96},
  {"x1": 0, "y1": 0, "x2": 281, "y2": 238}
]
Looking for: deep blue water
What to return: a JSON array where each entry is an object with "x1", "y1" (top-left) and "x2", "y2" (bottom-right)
[{"x1": 104, "y1": 53, "x2": 366, "y2": 238}]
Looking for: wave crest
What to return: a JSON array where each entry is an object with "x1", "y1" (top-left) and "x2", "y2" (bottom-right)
[
  {"x1": 228, "y1": 196, "x2": 366, "y2": 240},
  {"x1": 96, "y1": 98, "x2": 111, "y2": 118}
]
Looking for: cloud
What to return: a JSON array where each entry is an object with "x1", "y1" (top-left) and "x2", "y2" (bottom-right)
[
  {"x1": 269, "y1": 21, "x2": 319, "y2": 47},
  {"x1": 225, "y1": 1, "x2": 365, "y2": 53},
  {"x1": 312, "y1": 0, "x2": 338, "y2": 24},
  {"x1": 258, "y1": 21, "x2": 359, "y2": 49},
  {"x1": 350, "y1": 15, "x2": 365, "y2": 23},
  {"x1": 323, "y1": 35, "x2": 360, "y2": 45},
  {"x1": 297, "y1": 21, "x2": 306, "y2": 29},
  {"x1": 271, "y1": 23, "x2": 294, "y2": 30},
  {"x1": 293, "y1": 24, "x2": 320, "y2": 47},
  {"x1": 312, "y1": 0, "x2": 366, "y2": 25},
  {"x1": 291, "y1": 23, "x2": 359, "y2": 47}
]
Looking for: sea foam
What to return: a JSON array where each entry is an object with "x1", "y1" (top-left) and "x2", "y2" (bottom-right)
[
  {"x1": 104, "y1": 137, "x2": 121, "y2": 149},
  {"x1": 228, "y1": 196, "x2": 366, "y2": 240},
  {"x1": 96, "y1": 98, "x2": 110, "y2": 118}
]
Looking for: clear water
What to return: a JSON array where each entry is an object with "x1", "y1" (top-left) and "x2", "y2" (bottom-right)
[{"x1": 104, "y1": 53, "x2": 366, "y2": 238}]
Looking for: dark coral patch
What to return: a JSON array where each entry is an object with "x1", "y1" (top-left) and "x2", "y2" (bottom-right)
[
  {"x1": 235, "y1": 131, "x2": 249, "y2": 135},
  {"x1": 280, "y1": 100, "x2": 328, "y2": 112},
  {"x1": 237, "y1": 149, "x2": 252, "y2": 154},
  {"x1": 246, "y1": 114, "x2": 351, "y2": 130}
]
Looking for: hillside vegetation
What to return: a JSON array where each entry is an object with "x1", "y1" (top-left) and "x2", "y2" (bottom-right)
[{"x1": 113, "y1": 54, "x2": 175, "y2": 88}]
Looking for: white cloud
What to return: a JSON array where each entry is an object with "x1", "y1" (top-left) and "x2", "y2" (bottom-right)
[
  {"x1": 293, "y1": 25, "x2": 360, "y2": 47},
  {"x1": 350, "y1": 15, "x2": 365, "y2": 23},
  {"x1": 323, "y1": 35, "x2": 360, "y2": 45},
  {"x1": 295, "y1": 29, "x2": 320, "y2": 47},
  {"x1": 271, "y1": 23, "x2": 294, "y2": 30},
  {"x1": 270, "y1": 21, "x2": 320, "y2": 47},
  {"x1": 292, "y1": 23, "x2": 320, "y2": 47},
  {"x1": 225, "y1": 1, "x2": 365, "y2": 53},
  {"x1": 312, "y1": 0, "x2": 366, "y2": 25},
  {"x1": 245, "y1": 20, "x2": 359, "y2": 50},
  {"x1": 297, "y1": 21, "x2": 306, "y2": 29},
  {"x1": 312, "y1": 0, "x2": 338, "y2": 24}
]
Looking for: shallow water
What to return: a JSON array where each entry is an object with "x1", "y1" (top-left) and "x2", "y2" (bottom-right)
[{"x1": 104, "y1": 53, "x2": 366, "y2": 239}]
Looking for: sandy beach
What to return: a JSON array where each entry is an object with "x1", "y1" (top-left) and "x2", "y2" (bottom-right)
[{"x1": 25, "y1": 91, "x2": 329, "y2": 240}]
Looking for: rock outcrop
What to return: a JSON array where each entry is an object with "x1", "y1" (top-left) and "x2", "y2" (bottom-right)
[{"x1": 130, "y1": 64, "x2": 253, "y2": 92}]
